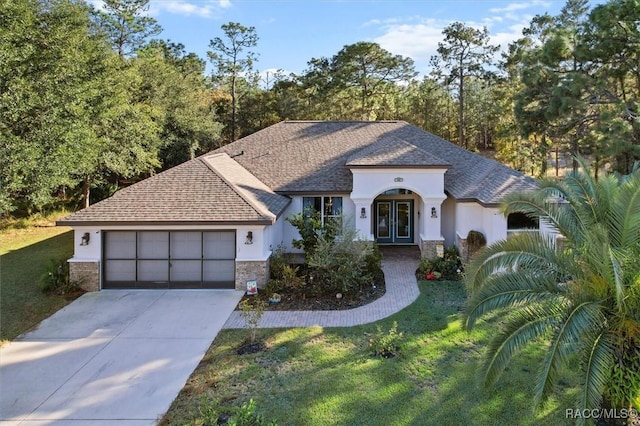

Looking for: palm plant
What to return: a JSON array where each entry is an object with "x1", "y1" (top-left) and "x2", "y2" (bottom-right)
[{"x1": 464, "y1": 158, "x2": 640, "y2": 424}]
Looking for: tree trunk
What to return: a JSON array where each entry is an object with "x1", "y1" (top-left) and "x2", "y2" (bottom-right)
[
  {"x1": 82, "y1": 176, "x2": 90, "y2": 209},
  {"x1": 458, "y1": 67, "x2": 465, "y2": 148}
]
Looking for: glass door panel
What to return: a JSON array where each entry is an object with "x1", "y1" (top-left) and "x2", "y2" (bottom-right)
[
  {"x1": 396, "y1": 202, "x2": 410, "y2": 238},
  {"x1": 376, "y1": 202, "x2": 392, "y2": 243}
]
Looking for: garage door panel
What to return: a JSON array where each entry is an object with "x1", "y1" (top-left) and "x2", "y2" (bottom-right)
[
  {"x1": 171, "y1": 232, "x2": 202, "y2": 259},
  {"x1": 203, "y1": 232, "x2": 235, "y2": 259},
  {"x1": 170, "y1": 260, "x2": 202, "y2": 282},
  {"x1": 203, "y1": 260, "x2": 235, "y2": 283},
  {"x1": 137, "y1": 260, "x2": 168, "y2": 282},
  {"x1": 138, "y1": 232, "x2": 169, "y2": 259},
  {"x1": 105, "y1": 260, "x2": 136, "y2": 281},
  {"x1": 105, "y1": 232, "x2": 136, "y2": 259}
]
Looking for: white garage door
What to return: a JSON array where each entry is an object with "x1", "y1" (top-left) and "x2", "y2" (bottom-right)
[{"x1": 103, "y1": 231, "x2": 236, "y2": 289}]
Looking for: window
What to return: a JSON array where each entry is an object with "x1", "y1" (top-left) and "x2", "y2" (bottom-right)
[
  {"x1": 507, "y1": 212, "x2": 539, "y2": 238},
  {"x1": 381, "y1": 189, "x2": 413, "y2": 195},
  {"x1": 303, "y1": 196, "x2": 342, "y2": 226}
]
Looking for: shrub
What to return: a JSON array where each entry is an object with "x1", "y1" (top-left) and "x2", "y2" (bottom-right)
[
  {"x1": 416, "y1": 246, "x2": 463, "y2": 280},
  {"x1": 368, "y1": 321, "x2": 405, "y2": 358},
  {"x1": 39, "y1": 259, "x2": 80, "y2": 295},
  {"x1": 286, "y1": 208, "x2": 339, "y2": 257},
  {"x1": 466, "y1": 230, "x2": 486, "y2": 259},
  {"x1": 416, "y1": 258, "x2": 434, "y2": 278},
  {"x1": 269, "y1": 244, "x2": 288, "y2": 280},
  {"x1": 307, "y1": 227, "x2": 374, "y2": 295},
  {"x1": 239, "y1": 299, "x2": 267, "y2": 344},
  {"x1": 281, "y1": 265, "x2": 304, "y2": 290}
]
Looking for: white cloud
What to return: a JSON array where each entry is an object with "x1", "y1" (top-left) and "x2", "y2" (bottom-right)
[
  {"x1": 150, "y1": 0, "x2": 231, "y2": 18},
  {"x1": 489, "y1": 1, "x2": 551, "y2": 14},
  {"x1": 373, "y1": 19, "x2": 448, "y2": 69}
]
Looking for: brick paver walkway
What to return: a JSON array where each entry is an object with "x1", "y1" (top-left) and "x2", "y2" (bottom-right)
[{"x1": 222, "y1": 247, "x2": 421, "y2": 329}]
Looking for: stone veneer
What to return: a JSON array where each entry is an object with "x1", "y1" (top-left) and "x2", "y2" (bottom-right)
[
  {"x1": 235, "y1": 260, "x2": 269, "y2": 291},
  {"x1": 456, "y1": 234, "x2": 469, "y2": 263},
  {"x1": 419, "y1": 239, "x2": 443, "y2": 259},
  {"x1": 69, "y1": 261, "x2": 100, "y2": 292}
]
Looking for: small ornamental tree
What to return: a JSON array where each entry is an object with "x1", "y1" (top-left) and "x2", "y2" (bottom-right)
[{"x1": 286, "y1": 207, "x2": 339, "y2": 257}]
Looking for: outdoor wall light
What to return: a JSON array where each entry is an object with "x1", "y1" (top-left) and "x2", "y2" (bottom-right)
[
  {"x1": 360, "y1": 207, "x2": 367, "y2": 218},
  {"x1": 245, "y1": 231, "x2": 253, "y2": 245},
  {"x1": 431, "y1": 207, "x2": 438, "y2": 218},
  {"x1": 80, "y1": 232, "x2": 90, "y2": 246}
]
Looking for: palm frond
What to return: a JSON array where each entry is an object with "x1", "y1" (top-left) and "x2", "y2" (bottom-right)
[
  {"x1": 578, "y1": 331, "x2": 615, "y2": 415},
  {"x1": 608, "y1": 170, "x2": 640, "y2": 249},
  {"x1": 483, "y1": 302, "x2": 562, "y2": 387},
  {"x1": 535, "y1": 301, "x2": 605, "y2": 408},
  {"x1": 465, "y1": 232, "x2": 561, "y2": 293},
  {"x1": 465, "y1": 272, "x2": 565, "y2": 329}
]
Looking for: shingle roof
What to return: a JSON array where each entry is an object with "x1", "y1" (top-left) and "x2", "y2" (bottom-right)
[
  {"x1": 215, "y1": 121, "x2": 536, "y2": 204},
  {"x1": 346, "y1": 135, "x2": 450, "y2": 168},
  {"x1": 57, "y1": 154, "x2": 290, "y2": 226},
  {"x1": 59, "y1": 121, "x2": 537, "y2": 226}
]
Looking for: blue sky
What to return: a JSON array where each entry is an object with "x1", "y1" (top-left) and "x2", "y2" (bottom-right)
[{"x1": 102, "y1": 1, "x2": 606, "y2": 77}]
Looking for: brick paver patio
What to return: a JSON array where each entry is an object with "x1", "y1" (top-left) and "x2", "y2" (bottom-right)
[{"x1": 222, "y1": 247, "x2": 421, "y2": 329}]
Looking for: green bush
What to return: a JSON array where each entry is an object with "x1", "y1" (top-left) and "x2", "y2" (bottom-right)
[
  {"x1": 368, "y1": 321, "x2": 405, "y2": 358},
  {"x1": 416, "y1": 258, "x2": 434, "y2": 278},
  {"x1": 39, "y1": 259, "x2": 80, "y2": 295},
  {"x1": 286, "y1": 208, "x2": 339, "y2": 257},
  {"x1": 417, "y1": 246, "x2": 463, "y2": 280},
  {"x1": 307, "y1": 227, "x2": 374, "y2": 295},
  {"x1": 269, "y1": 244, "x2": 288, "y2": 280},
  {"x1": 239, "y1": 299, "x2": 267, "y2": 344}
]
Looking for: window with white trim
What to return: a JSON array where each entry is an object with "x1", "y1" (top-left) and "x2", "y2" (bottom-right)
[{"x1": 303, "y1": 196, "x2": 342, "y2": 226}]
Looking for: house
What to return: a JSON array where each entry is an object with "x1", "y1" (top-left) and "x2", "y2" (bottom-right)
[{"x1": 57, "y1": 121, "x2": 538, "y2": 291}]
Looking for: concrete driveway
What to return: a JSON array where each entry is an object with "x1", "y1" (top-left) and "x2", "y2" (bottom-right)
[{"x1": 0, "y1": 289, "x2": 243, "y2": 425}]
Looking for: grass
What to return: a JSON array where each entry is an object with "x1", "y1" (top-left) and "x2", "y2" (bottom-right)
[
  {"x1": 161, "y1": 280, "x2": 580, "y2": 425},
  {"x1": 0, "y1": 212, "x2": 74, "y2": 342}
]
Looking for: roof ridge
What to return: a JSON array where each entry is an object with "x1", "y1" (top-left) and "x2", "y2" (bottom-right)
[{"x1": 200, "y1": 153, "x2": 277, "y2": 223}]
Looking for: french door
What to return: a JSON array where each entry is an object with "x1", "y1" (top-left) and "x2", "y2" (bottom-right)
[{"x1": 375, "y1": 200, "x2": 413, "y2": 244}]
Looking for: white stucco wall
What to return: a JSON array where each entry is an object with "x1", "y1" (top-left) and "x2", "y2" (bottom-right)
[
  {"x1": 350, "y1": 168, "x2": 448, "y2": 241},
  {"x1": 455, "y1": 203, "x2": 507, "y2": 245},
  {"x1": 441, "y1": 196, "x2": 456, "y2": 247}
]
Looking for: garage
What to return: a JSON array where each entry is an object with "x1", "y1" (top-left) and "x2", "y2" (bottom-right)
[{"x1": 103, "y1": 231, "x2": 236, "y2": 289}]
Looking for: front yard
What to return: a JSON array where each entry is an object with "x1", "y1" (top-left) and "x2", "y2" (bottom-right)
[
  {"x1": 161, "y1": 280, "x2": 580, "y2": 425},
  {"x1": 0, "y1": 215, "x2": 73, "y2": 342}
]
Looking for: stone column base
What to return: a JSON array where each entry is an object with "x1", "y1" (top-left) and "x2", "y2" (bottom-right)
[
  {"x1": 235, "y1": 260, "x2": 269, "y2": 291},
  {"x1": 68, "y1": 261, "x2": 100, "y2": 292},
  {"x1": 419, "y1": 239, "x2": 444, "y2": 259},
  {"x1": 457, "y1": 234, "x2": 469, "y2": 263}
]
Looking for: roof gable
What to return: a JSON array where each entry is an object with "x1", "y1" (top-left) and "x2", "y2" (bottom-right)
[
  {"x1": 346, "y1": 135, "x2": 450, "y2": 168},
  {"x1": 58, "y1": 156, "x2": 290, "y2": 226}
]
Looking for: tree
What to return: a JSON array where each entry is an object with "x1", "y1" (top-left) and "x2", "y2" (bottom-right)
[
  {"x1": 0, "y1": 0, "x2": 118, "y2": 213},
  {"x1": 464, "y1": 158, "x2": 640, "y2": 422},
  {"x1": 135, "y1": 42, "x2": 223, "y2": 168},
  {"x1": 208, "y1": 22, "x2": 259, "y2": 142},
  {"x1": 430, "y1": 22, "x2": 499, "y2": 148},
  {"x1": 330, "y1": 42, "x2": 417, "y2": 119},
  {"x1": 92, "y1": 0, "x2": 161, "y2": 58}
]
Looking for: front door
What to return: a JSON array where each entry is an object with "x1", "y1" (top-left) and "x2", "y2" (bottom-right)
[{"x1": 375, "y1": 200, "x2": 413, "y2": 244}]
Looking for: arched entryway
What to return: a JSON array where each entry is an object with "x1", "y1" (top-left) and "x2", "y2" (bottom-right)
[{"x1": 373, "y1": 189, "x2": 416, "y2": 244}]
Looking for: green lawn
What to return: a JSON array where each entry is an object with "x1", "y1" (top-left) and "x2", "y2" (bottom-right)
[
  {"x1": 161, "y1": 280, "x2": 580, "y2": 426},
  {"x1": 0, "y1": 218, "x2": 74, "y2": 342}
]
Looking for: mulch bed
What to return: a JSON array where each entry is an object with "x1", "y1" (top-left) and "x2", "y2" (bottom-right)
[{"x1": 237, "y1": 280, "x2": 386, "y2": 311}]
